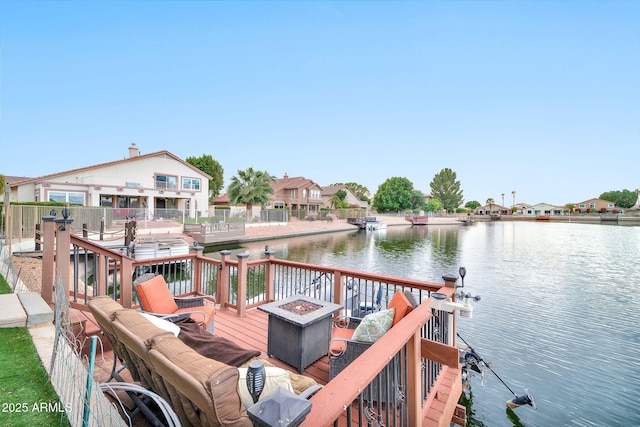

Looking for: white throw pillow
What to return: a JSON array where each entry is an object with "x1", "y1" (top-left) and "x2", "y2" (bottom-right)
[
  {"x1": 140, "y1": 313, "x2": 180, "y2": 337},
  {"x1": 237, "y1": 366, "x2": 294, "y2": 408}
]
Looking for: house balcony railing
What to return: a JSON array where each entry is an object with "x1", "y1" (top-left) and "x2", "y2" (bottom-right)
[{"x1": 38, "y1": 217, "x2": 465, "y2": 427}]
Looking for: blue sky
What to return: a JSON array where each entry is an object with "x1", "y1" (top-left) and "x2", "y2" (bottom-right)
[{"x1": 1, "y1": 1, "x2": 638, "y2": 206}]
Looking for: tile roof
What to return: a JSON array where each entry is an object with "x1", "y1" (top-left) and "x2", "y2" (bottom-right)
[
  {"x1": 271, "y1": 176, "x2": 321, "y2": 191},
  {"x1": 7, "y1": 149, "x2": 212, "y2": 187}
]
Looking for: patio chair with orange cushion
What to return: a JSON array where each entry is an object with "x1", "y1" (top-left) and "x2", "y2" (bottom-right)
[
  {"x1": 133, "y1": 273, "x2": 216, "y2": 333},
  {"x1": 328, "y1": 289, "x2": 416, "y2": 403}
]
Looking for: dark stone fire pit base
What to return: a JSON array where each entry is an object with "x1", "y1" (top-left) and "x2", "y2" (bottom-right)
[{"x1": 259, "y1": 295, "x2": 342, "y2": 373}]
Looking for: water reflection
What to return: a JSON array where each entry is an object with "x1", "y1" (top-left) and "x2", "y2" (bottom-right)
[
  {"x1": 206, "y1": 222, "x2": 640, "y2": 427},
  {"x1": 458, "y1": 385, "x2": 487, "y2": 427}
]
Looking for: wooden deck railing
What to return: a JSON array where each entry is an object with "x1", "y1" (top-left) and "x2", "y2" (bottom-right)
[{"x1": 40, "y1": 220, "x2": 465, "y2": 426}]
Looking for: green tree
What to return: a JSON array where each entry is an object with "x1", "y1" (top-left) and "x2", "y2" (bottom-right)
[
  {"x1": 425, "y1": 198, "x2": 442, "y2": 213},
  {"x1": 227, "y1": 168, "x2": 275, "y2": 220},
  {"x1": 408, "y1": 190, "x2": 426, "y2": 211},
  {"x1": 329, "y1": 189, "x2": 348, "y2": 209},
  {"x1": 599, "y1": 189, "x2": 638, "y2": 209},
  {"x1": 330, "y1": 182, "x2": 371, "y2": 203},
  {"x1": 371, "y1": 177, "x2": 414, "y2": 212},
  {"x1": 0, "y1": 175, "x2": 5, "y2": 195},
  {"x1": 429, "y1": 168, "x2": 464, "y2": 213},
  {"x1": 465, "y1": 200, "x2": 481, "y2": 210},
  {"x1": 185, "y1": 154, "x2": 224, "y2": 200}
]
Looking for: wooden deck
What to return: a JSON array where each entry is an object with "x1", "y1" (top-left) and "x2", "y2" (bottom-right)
[{"x1": 211, "y1": 306, "x2": 331, "y2": 385}]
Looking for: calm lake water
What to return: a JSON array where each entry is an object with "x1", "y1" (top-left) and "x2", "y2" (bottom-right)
[{"x1": 206, "y1": 221, "x2": 640, "y2": 427}]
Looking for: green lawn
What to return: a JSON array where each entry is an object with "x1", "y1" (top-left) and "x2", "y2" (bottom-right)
[{"x1": 0, "y1": 275, "x2": 70, "y2": 426}]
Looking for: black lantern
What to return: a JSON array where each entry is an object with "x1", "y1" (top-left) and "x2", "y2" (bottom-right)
[{"x1": 246, "y1": 360, "x2": 266, "y2": 404}]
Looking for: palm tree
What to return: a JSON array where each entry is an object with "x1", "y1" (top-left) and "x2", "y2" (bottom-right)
[
  {"x1": 485, "y1": 198, "x2": 495, "y2": 216},
  {"x1": 501, "y1": 193, "x2": 505, "y2": 207},
  {"x1": 511, "y1": 191, "x2": 516, "y2": 207},
  {"x1": 227, "y1": 168, "x2": 275, "y2": 221},
  {"x1": 564, "y1": 203, "x2": 575, "y2": 216},
  {"x1": 328, "y1": 189, "x2": 347, "y2": 210}
]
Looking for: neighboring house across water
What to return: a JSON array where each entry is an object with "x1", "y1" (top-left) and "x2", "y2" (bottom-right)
[
  {"x1": 476, "y1": 204, "x2": 512, "y2": 215},
  {"x1": 212, "y1": 174, "x2": 324, "y2": 217},
  {"x1": 320, "y1": 185, "x2": 368, "y2": 209},
  {"x1": 6, "y1": 144, "x2": 211, "y2": 218},
  {"x1": 573, "y1": 198, "x2": 620, "y2": 214},
  {"x1": 528, "y1": 203, "x2": 563, "y2": 216},
  {"x1": 513, "y1": 203, "x2": 533, "y2": 215},
  {"x1": 266, "y1": 174, "x2": 324, "y2": 215}
]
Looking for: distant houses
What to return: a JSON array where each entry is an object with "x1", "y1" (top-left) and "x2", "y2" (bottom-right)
[
  {"x1": 3, "y1": 144, "x2": 630, "y2": 216},
  {"x1": 573, "y1": 198, "x2": 621, "y2": 214},
  {"x1": 321, "y1": 185, "x2": 368, "y2": 209},
  {"x1": 213, "y1": 175, "x2": 369, "y2": 214},
  {"x1": 475, "y1": 198, "x2": 626, "y2": 216}
]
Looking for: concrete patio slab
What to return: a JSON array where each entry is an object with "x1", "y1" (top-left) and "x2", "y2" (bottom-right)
[
  {"x1": 17, "y1": 292, "x2": 54, "y2": 326},
  {"x1": 0, "y1": 293, "x2": 28, "y2": 327}
]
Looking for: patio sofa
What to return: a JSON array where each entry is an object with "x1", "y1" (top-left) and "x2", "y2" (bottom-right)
[{"x1": 88, "y1": 296, "x2": 319, "y2": 427}]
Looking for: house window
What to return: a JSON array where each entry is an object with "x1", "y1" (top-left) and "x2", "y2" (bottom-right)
[
  {"x1": 589, "y1": 203, "x2": 596, "y2": 209},
  {"x1": 155, "y1": 175, "x2": 177, "y2": 190},
  {"x1": 182, "y1": 177, "x2": 201, "y2": 191},
  {"x1": 119, "y1": 196, "x2": 139, "y2": 209},
  {"x1": 48, "y1": 191, "x2": 85, "y2": 206},
  {"x1": 310, "y1": 190, "x2": 320, "y2": 199},
  {"x1": 100, "y1": 195, "x2": 113, "y2": 207},
  {"x1": 273, "y1": 202, "x2": 285, "y2": 209},
  {"x1": 302, "y1": 189, "x2": 307, "y2": 198},
  {"x1": 579, "y1": 204, "x2": 586, "y2": 208},
  {"x1": 290, "y1": 189, "x2": 297, "y2": 198}
]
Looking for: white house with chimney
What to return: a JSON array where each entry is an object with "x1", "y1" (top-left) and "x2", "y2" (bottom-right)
[{"x1": 6, "y1": 144, "x2": 211, "y2": 219}]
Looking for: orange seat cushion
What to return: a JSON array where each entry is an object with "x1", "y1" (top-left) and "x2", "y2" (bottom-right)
[
  {"x1": 388, "y1": 291, "x2": 413, "y2": 326},
  {"x1": 329, "y1": 327, "x2": 355, "y2": 355},
  {"x1": 175, "y1": 305, "x2": 215, "y2": 327},
  {"x1": 136, "y1": 275, "x2": 179, "y2": 314}
]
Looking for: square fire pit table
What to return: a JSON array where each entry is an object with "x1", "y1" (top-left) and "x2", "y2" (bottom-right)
[{"x1": 258, "y1": 295, "x2": 343, "y2": 373}]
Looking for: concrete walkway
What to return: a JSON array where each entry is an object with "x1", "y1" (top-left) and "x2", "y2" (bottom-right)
[
  {"x1": 0, "y1": 291, "x2": 53, "y2": 328},
  {"x1": 0, "y1": 290, "x2": 56, "y2": 375}
]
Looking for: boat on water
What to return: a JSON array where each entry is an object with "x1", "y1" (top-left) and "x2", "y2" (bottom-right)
[
  {"x1": 405, "y1": 214, "x2": 429, "y2": 225},
  {"x1": 347, "y1": 216, "x2": 378, "y2": 229},
  {"x1": 133, "y1": 236, "x2": 191, "y2": 260},
  {"x1": 366, "y1": 220, "x2": 387, "y2": 231}
]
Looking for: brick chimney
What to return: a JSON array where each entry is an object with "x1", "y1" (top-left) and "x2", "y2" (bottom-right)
[
  {"x1": 283, "y1": 173, "x2": 288, "y2": 180},
  {"x1": 128, "y1": 143, "x2": 140, "y2": 158}
]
